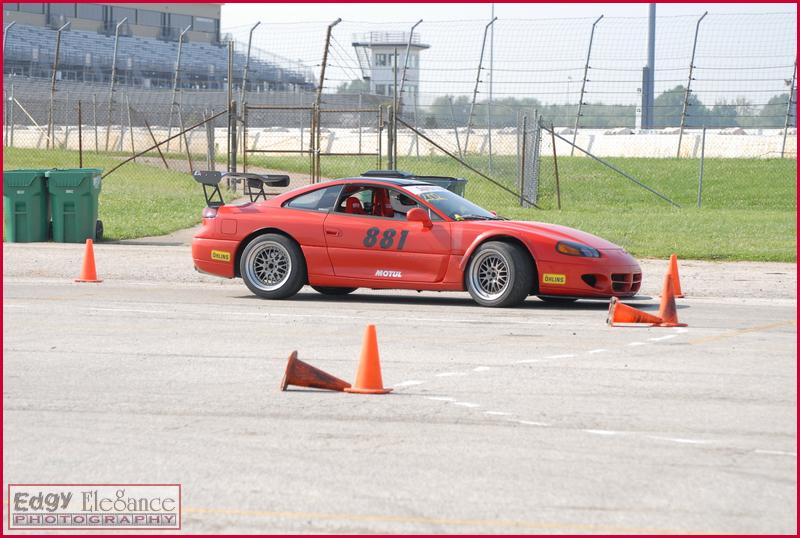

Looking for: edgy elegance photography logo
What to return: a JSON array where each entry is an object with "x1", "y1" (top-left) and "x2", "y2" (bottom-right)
[{"x1": 8, "y1": 484, "x2": 181, "y2": 530}]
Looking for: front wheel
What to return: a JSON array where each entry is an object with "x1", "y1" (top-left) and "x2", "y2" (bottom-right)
[
  {"x1": 240, "y1": 234, "x2": 306, "y2": 299},
  {"x1": 312, "y1": 286, "x2": 357, "y2": 296},
  {"x1": 466, "y1": 241, "x2": 533, "y2": 307}
]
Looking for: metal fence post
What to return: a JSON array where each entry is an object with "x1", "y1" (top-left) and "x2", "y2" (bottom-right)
[
  {"x1": 125, "y1": 94, "x2": 135, "y2": 161},
  {"x1": 78, "y1": 100, "x2": 83, "y2": 167},
  {"x1": 92, "y1": 93, "x2": 98, "y2": 153},
  {"x1": 3, "y1": 21, "x2": 16, "y2": 56},
  {"x1": 387, "y1": 105, "x2": 395, "y2": 169},
  {"x1": 229, "y1": 100, "x2": 237, "y2": 176},
  {"x1": 240, "y1": 21, "x2": 261, "y2": 106},
  {"x1": 397, "y1": 19, "x2": 422, "y2": 118},
  {"x1": 571, "y1": 15, "x2": 603, "y2": 156},
  {"x1": 167, "y1": 25, "x2": 191, "y2": 153},
  {"x1": 464, "y1": 16, "x2": 497, "y2": 156},
  {"x1": 550, "y1": 122, "x2": 561, "y2": 210},
  {"x1": 48, "y1": 21, "x2": 70, "y2": 150},
  {"x1": 9, "y1": 83, "x2": 14, "y2": 148},
  {"x1": 677, "y1": 11, "x2": 707, "y2": 158},
  {"x1": 449, "y1": 96, "x2": 463, "y2": 159},
  {"x1": 697, "y1": 126, "x2": 706, "y2": 207},
  {"x1": 518, "y1": 114, "x2": 527, "y2": 207},
  {"x1": 105, "y1": 18, "x2": 127, "y2": 151},
  {"x1": 782, "y1": 58, "x2": 796, "y2": 158}
]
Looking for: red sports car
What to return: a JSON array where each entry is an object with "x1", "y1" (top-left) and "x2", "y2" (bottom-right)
[{"x1": 191, "y1": 171, "x2": 641, "y2": 307}]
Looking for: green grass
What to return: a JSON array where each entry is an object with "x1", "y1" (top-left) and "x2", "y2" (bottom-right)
[
  {"x1": 3, "y1": 147, "x2": 228, "y2": 240},
  {"x1": 246, "y1": 153, "x2": 797, "y2": 262},
  {"x1": 4, "y1": 147, "x2": 796, "y2": 261}
]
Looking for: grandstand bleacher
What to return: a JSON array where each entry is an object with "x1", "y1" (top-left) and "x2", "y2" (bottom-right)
[{"x1": 4, "y1": 23, "x2": 315, "y2": 92}]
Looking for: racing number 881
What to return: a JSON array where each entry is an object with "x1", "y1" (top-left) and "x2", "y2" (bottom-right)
[{"x1": 363, "y1": 227, "x2": 409, "y2": 250}]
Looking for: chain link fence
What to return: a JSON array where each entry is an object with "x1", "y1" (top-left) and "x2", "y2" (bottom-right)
[{"x1": 3, "y1": 11, "x2": 797, "y2": 229}]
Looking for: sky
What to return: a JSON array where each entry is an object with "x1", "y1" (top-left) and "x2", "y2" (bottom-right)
[
  {"x1": 220, "y1": 3, "x2": 797, "y2": 107},
  {"x1": 221, "y1": 3, "x2": 796, "y2": 27}
]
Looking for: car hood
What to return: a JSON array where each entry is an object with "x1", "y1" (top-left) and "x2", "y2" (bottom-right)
[{"x1": 465, "y1": 219, "x2": 624, "y2": 250}]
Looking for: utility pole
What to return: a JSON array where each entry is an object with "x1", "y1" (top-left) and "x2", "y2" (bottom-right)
[
  {"x1": 643, "y1": 3, "x2": 656, "y2": 129},
  {"x1": 488, "y1": 3, "x2": 495, "y2": 171}
]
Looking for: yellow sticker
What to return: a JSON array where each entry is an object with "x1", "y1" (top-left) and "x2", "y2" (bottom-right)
[
  {"x1": 211, "y1": 250, "x2": 231, "y2": 262},
  {"x1": 543, "y1": 273, "x2": 566, "y2": 285}
]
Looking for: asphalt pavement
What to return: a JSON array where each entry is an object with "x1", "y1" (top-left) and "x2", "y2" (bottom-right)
[{"x1": 3, "y1": 242, "x2": 797, "y2": 533}]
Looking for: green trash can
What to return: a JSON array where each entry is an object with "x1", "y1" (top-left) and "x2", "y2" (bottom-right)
[
  {"x1": 46, "y1": 168, "x2": 103, "y2": 243},
  {"x1": 3, "y1": 169, "x2": 50, "y2": 242}
]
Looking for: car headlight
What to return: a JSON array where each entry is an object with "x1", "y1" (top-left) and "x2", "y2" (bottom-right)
[{"x1": 556, "y1": 241, "x2": 601, "y2": 258}]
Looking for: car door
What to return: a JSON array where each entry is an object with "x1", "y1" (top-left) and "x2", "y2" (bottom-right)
[{"x1": 323, "y1": 185, "x2": 451, "y2": 283}]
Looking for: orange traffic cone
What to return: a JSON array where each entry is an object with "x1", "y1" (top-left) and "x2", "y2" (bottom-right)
[
  {"x1": 280, "y1": 351, "x2": 351, "y2": 392},
  {"x1": 344, "y1": 325, "x2": 392, "y2": 394},
  {"x1": 607, "y1": 296, "x2": 664, "y2": 326},
  {"x1": 668, "y1": 254, "x2": 685, "y2": 298},
  {"x1": 657, "y1": 272, "x2": 687, "y2": 327},
  {"x1": 75, "y1": 239, "x2": 102, "y2": 283}
]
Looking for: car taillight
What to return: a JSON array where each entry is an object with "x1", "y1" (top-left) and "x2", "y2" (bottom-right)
[{"x1": 202, "y1": 207, "x2": 218, "y2": 219}]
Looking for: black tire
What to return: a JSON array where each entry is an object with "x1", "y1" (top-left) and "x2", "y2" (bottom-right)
[
  {"x1": 311, "y1": 286, "x2": 358, "y2": 296},
  {"x1": 95, "y1": 220, "x2": 104, "y2": 241},
  {"x1": 538, "y1": 295, "x2": 578, "y2": 304},
  {"x1": 240, "y1": 233, "x2": 306, "y2": 299},
  {"x1": 465, "y1": 241, "x2": 533, "y2": 307}
]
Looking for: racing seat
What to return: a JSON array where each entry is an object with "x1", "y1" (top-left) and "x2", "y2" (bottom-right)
[
  {"x1": 371, "y1": 189, "x2": 395, "y2": 218},
  {"x1": 345, "y1": 196, "x2": 366, "y2": 214}
]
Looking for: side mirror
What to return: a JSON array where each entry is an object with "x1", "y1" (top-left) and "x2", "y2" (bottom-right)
[{"x1": 407, "y1": 207, "x2": 433, "y2": 229}]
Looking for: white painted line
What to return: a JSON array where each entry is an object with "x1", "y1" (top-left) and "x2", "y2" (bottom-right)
[
  {"x1": 648, "y1": 436, "x2": 711, "y2": 445},
  {"x1": 425, "y1": 396, "x2": 455, "y2": 402},
  {"x1": 754, "y1": 449, "x2": 797, "y2": 457},
  {"x1": 627, "y1": 341, "x2": 648, "y2": 347},
  {"x1": 3, "y1": 304, "x2": 26, "y2": 308},
  {"x1": 472, "y1": 366, "x2": 492, "y2": 372},
  {"x1": 649, "y1": 334, "x2": 678, "y2": 342},
  {"x1": 514, "y1": 420, "x2": 550, "y2": 427},
  {"x1": 587, "y1": 349, "x2": 608, "y2": 354},
  {"x1": 513, "y1": 359, "x2": 541, "y2": 364},
  {"x1": 82, "y1": 305, "x2": 575, "y2": 327},
  {"x1": 90, "y1": 307, "x2": 167, "y2": 314},
  {"x1": 435, "y1": 372, "x2": 467, "y2": 377},
  {"x1": 484, "y1": 411, "x2": 513, "y2": 416},
  {"x1": 544, "y1": 354, "x2": 576, "y2": 359},
  {"x1": 452, "y1": 402, "x2": 481, "y2": 408},
  {"x1": 395, "y1": 380, "x2": 425, "y2": 388},
  {"x1": 675, "y1": 328, "x2": 690, "y2": 334},
  {"x1": 583, "y1": 429, "x2": 618, "y2": 436}
]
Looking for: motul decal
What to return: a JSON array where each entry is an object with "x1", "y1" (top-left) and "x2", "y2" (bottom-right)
[{"x1": 375, "y1": 270, "x2": 402, "y2": 278}]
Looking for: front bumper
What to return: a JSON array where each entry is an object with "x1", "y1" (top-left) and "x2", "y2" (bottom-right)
[{"x1": 536, "y1": 249, "x2": 642, "y2": 298}]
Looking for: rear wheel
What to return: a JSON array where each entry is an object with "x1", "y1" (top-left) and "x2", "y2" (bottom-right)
[
  {"x1": 312, "y1": 286, "x2": 357, "y2": 296},
  {"x1": 466, "y1": 241, "x2": 533, "y2": 307},
  {"x1": 240, "y1": 234, "x2": 306, "y2": 299}
]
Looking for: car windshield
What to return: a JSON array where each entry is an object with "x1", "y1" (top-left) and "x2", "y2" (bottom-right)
[{"x1": 404, "y1": 185, "x2": 501, "y2": 221}]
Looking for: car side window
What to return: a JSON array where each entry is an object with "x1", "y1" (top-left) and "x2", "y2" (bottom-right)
[{"x1": 285, "y1": 185, "x2": 342, "y2": 212}]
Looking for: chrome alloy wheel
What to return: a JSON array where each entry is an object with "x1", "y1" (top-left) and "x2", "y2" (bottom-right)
[
  {"x1": 244, "y1": 241, "x2": 292, "y2": 292},
  {"x1": 468, "y1": 249, "x2": 511, "y2": 301}
]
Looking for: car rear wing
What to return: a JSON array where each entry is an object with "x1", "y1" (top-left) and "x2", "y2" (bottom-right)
[{"x1": 192, "y1": 171, "x2": 290, "y2": 206}]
